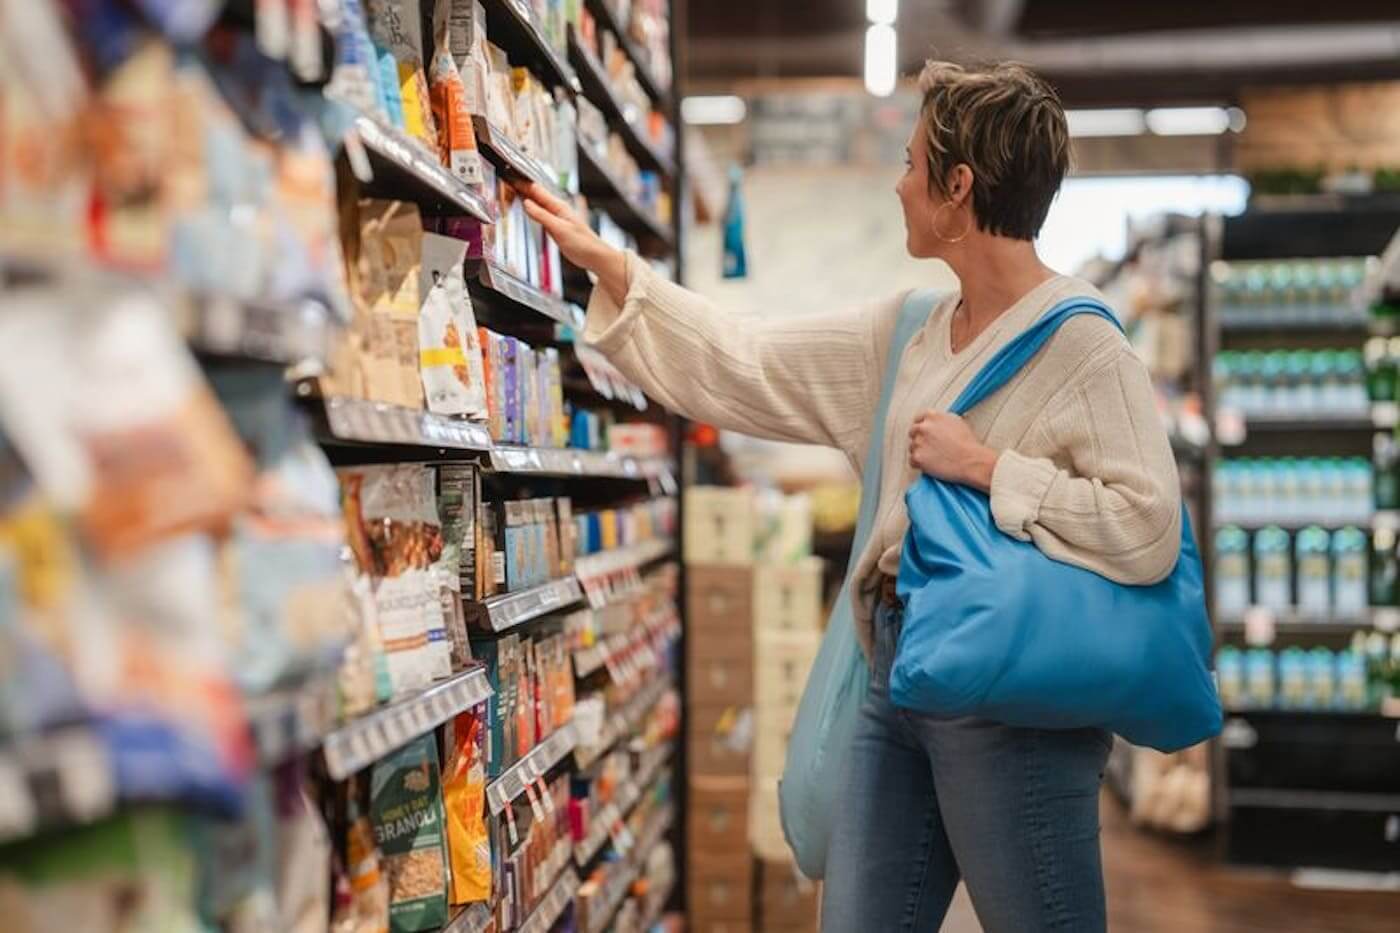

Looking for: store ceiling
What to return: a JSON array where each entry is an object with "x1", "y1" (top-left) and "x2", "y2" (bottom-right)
[{"x1": 683, "y1": 0, "x2": 1400, "y2": 106}]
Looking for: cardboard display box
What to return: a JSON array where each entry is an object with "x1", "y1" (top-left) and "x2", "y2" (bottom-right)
[
  {"x1": 688, "y1": 564, "x2": 756, "y2": 629},
  {"x1": 688, "y1": 776, "x2": 752, "y2": 854},
  {"x1": 754, "y1": 631, "x2": 819, "y2": 712},
  {"x1": 759, "y1": 856, "x2": 820, "y2": 931},
  {"x1": 689, "y1": 651, "x2": 756, "y2": 706},
  {"x1": 753, "y1": 559, "x2": 824, "y2": 634},
  {"x1": 687, "y1": 851, "x2": 754, "y2": 922},
  {"x1": 688, "y1": 702, "x2": 753, "y2": 778},
  {"x1": 685, "y1": 486, "x2": 756, "y2": 566}
]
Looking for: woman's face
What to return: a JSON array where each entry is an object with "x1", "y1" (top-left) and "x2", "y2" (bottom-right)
[{"x1": 896, "y1": 119, "x2": 970, "y2": 260}]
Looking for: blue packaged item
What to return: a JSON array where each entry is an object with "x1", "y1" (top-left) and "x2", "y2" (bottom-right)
[
  {"x1": 1277, "y1": 648, "x2": 1308, "y2": 708},
  {"x1": 895, "y1": 297, "x2": 1222, "y2": 753},
  {"x1": 779, "y1": 289, "x2": 939, "y2": 880},
  {"x1": 1215, "y1": 646, "x2": 1244, "y2": 710}
]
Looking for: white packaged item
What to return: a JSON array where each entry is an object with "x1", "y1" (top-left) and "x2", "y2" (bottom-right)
[{"x1": 419, "y1": 233, "x2": 490, "y2": 418}]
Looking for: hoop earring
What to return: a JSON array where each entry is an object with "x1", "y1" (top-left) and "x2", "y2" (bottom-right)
[{"x1": 932, "y1": 202, "x2": 972, "y2": 244}]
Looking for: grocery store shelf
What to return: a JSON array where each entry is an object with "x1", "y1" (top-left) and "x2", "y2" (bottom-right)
[
  {"x1": 472, "y1": 117, "x2": 569, "y2": 203},
  {"x1": 575, "y1": 538, "x2": 673, "y2": 582},
  {"x1": 443, "y1": 903, "x2": 492, "y2": 933},
  {"x1": 520, "y1": 865, "x2": 582, "y2": 933},
  {"x1": 585, "y1": 803, "x2": 675, "y2": 933},
  {"x1": 478, "y1": 0, "x2": 580, "y2": 95},
  {"x1": 480, "y1": 577, "x2": 585, "y2": 632},
  {"x1": 577, "y1": 142, "x2": 674, "y2": 252},
  {"x1": 307, "y1": 394, "x2": 495, "y2": 452},
  {"x1": 1228, "y1": 787, "x2": 1400, "y2": 812},
  {"x1": 573, "y1": 605, "x2": 678, "y2": 679},
  {"x1": 1218, "y1": 607, "x2": 1399, "y2": 643},
  {"x1": 322, "y1": 666, "x2": 493, "y2": 781},
  {"x1": 1221, "y1": 203, "x2": 1400, "y2": 262},
  {"x1": 1232, "y1": 409, "x2": 1389, "y2": 435},
  {"x1": 487, "y1": 445, "x2": 675, "y2": 483},
  {"x1": 487, "y1": 723, "x2": 578, "y2": 814},
  {"x1": 584, "y1": 0, "x2": 670, "y2": 105},
  {"x1": 1217, "y1": 313, "x2": 1371, "y2": 334},
  {"x1": 575, "y1": 675, "x2": 674, "y2": 770},
  {"x1": 469, "y1": 260, "x2": 580, "y2": 328},
  {"x1": 180, "y1": 293, "x2": 338, "y2": 366},
  {"x1": 574, "y1": 750, "x2": 672, "y2": 865},
  {"x1": 1214, "y1": 512, "x2": 1396, "y2": 532},
  {"x1": 354, "y1": 116, "x2": 493, "y2": 222},
  {"x1": 639, "y1": 874, "x2": 677, "y2": 931},
  {"x1": 568, "y1": 27, "x2": 675, "y2": 178}
]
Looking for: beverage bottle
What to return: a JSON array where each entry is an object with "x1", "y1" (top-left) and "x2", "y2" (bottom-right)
[
  {"x1": 721, "y1": 164, "x2": 748, "y2": 279},
  {"x1": 1252, "y1": 525, "x2": 1293, "y2": 612},
  {"x1": 1214, "y1": 525, "x2": 1251, "y2": 620},
  {"x1": 1373, "y1": 435, "x2": 1399, "y2": 511},
  {"x1": 1364, "y1": 337, "x2": 1395, "y2": 404},
  {"x1": 1332, "y1": 526, "x2": 1370, "y2": 619},
  {"x1": 1278, "y1": 648, "x2": 1308, "y2": 708},
  {"x1": 1295, "y1": 525, "x2": 1331, "y2": 619}
]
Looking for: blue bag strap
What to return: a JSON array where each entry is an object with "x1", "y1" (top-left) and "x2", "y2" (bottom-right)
[
  {"x1": 948, "y1": 296, "x2": 1124, "y2": 416},
  {"x1": 845, "y1": 290, "x2": 942, "y2": 570}
]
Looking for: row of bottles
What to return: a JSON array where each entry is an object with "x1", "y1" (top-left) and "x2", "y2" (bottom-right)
[
  {"x1": 1213, "y1": 349, "x2": 1370, "y2": 417},
  {"x1": 1213, "y1": 257, "x2": 1373, "y2": 326},
  {"x1": 1216, "y1": 635, "x2": 1397, "y2": 712},
  {"x1": 1213, "y1": 458, "x2": 1376, "y2": 527},
  {"x1": 1214, "y1": 524, "x2": 1374, "y2": 619}
]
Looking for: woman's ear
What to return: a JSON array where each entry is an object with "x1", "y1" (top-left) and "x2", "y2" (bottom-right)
[{"x1": 945, "y1": 164, "x2": 974, "y2": 207}]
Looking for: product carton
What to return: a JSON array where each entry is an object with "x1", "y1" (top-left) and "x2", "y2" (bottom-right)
[
  {"x1": 687, "y1": 851, "x2": 754, "y2": 923},
  {"x1": 687, "y1": 702, "x2": 752, "y2": 778},
  {"x1": 687, "y1": 776, "x2": 751, "y2": 854},
  {"x1": 685, "y1": 486, "x2": 756, "y2": 565},
  {"x1": 753, "y1": 558, "x2": 824, "y2": 634},
  {"x1": 754, "y1": 631, "x2": 820, "y2": 712},
  {"x1": 758, "y1": 856, "x2": 820, "y2": 931},
  {"x1": 687, "y1": 565, "x2": 754, "y2": 633},
  {"x1": 687, "y1": 651, "x2": 754, "y2": 707},
  {"x1": 748, "y1": 778, "x2": 787, "y2": 863},
  {"x1": 752, "y1": 703, "x2": 796, "y2": 782}
]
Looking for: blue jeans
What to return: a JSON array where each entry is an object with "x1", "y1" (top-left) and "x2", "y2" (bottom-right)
[{"x1": 821, "y1": 602, "x2": 1112, "y2": 932}]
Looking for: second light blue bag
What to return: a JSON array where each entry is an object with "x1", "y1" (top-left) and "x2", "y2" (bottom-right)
[{"x1": 894, "y1": 296, "x2": 1222, "y2": 752}]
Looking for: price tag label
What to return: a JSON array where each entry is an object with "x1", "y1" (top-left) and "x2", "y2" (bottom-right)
[
  {"x1": 538, "y1": 777, "x2": 556, "y2": 815},
  {"x1": 524, "y1": 780, "x2": 545, "y2": 823}
]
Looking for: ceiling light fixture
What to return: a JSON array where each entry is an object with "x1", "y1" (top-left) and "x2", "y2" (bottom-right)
[
  {"x1": 1065, "y1": 108, "x2": 1147, "y2": 138},
  {"x1": 1145, "y1": 106, "x2": 1234, "y2": 136},
  {"x1": 864, "y1": 24, "x2": 897, "y2": 97},
  {"x1": 681, "y1": 95, "x2": 748, "y2": 126},
  {"x1": 866, "y1": 0, "x2": 898, "y2": 25}
]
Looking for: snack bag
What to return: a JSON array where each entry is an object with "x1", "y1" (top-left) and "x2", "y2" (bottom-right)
[
  {"x1": 334, "y1": 776, "x2": 391, "y2": 933},
  {"x1": 443, "y1": 706, "x2": 492, "y2": 903},
  {"x1": 366, "y1": 0, "x2": 439, "y2": 152},
  {"x1": 340, "y1": 465, "x2": 444, "y2": 694},
  {"x1": 419, "y1": 233, "x2": 489, "y2": 418},
  {"x1": 359, "y1": 200, "x2": 427, "y2": 410},
  {"x1": 429, "y1": 0, "x2": 484, "y2": 184},
  {"x1": 370, "y1": 735, "x2": 450, "y2": 932}
]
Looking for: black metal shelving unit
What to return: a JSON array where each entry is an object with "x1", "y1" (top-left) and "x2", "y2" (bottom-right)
[{"x1": 1204, "y1": 202, "x2": 1400, "y2": 872}]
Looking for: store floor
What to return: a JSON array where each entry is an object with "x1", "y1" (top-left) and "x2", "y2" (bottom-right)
[{"x1": 940, "y1": 793, "x2": 1398, "y2": 932}]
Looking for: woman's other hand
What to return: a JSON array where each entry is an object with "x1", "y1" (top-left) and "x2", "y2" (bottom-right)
[
  {"x1": 522, "y1": 183, "x2": 629, "y2": 304},
  {"x1": 908, "y1": 411, "x2": 1000, "y2": 491}
]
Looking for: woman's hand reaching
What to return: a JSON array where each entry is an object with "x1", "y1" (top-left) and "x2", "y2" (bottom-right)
[
  {"x1": 908, "y1": 411, "x2": 1000, "y2": 492},
  {"x1": 522, "y1": 183, "x2": 629, "y2": 305}
]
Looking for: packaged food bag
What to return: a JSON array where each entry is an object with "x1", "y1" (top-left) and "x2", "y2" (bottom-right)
[
  {"x1": 428, "y1": 0, "x2": 484, "y2": 184},
  {"x1": 366, "y1": 0, "x2": 439, "y2": 151},
  {"x1": 442, "y1": 706, "x2": 492, "y2": 903},
  {"x1": 340, "y1": 465, "x2": 446, "y2": 694},
  {"x1": 419, "y1": 233, "x2": 489, "y2": 419},
  {"x1": 370, "y1": 735, "x2": 450, "y2": 932}
]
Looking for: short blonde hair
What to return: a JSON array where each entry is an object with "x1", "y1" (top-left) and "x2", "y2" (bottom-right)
[{"x1": 918, "y1": 60, "x2": 1070, "y2": 240}]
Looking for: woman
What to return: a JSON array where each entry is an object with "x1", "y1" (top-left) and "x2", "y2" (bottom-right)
[{"x1": 525, "y1": 60, "x2": 1180, "y2": 932}]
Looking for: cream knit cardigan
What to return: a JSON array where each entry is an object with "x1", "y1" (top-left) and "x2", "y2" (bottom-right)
[{"x1": 584, "y1": 253, "x2": 1183, "y2": 657}]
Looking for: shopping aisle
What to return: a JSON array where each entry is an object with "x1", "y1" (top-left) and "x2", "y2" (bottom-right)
[{"x1": 942, "y1": 794, "x2": 1398, "y2": 933}]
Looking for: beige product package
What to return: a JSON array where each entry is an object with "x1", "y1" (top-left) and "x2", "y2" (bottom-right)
[
  {"x1": 446, "y1": 0, "x2": 491, "y2": 115},
  {"x1": 483, "y1": 42, "x2": 517, "y2": 136},
  {"x1": 418, "y1": 232, "x2": 489, "y2": 418},
  {"x1": 361, "y1": 200, "x2": 428, "y2": 410}
]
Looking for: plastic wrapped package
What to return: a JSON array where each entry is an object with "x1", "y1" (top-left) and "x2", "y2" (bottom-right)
[
  {"x1": 443, "y1": 706, "x2": 492, "y2": 904},
  {"x1": 418, "y1": 233, "x2": 489, "y2": 419},
  {"x1": 366, "y1": 0, "x2": 439, "y2": 151},
  {"x1": 370, "y1": 735, "x2": 450, "y2": 932}
]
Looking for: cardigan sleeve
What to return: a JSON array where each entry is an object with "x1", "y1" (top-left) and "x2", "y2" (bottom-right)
[
  {"x1": 584, "y1": 251, "x2": 897, "y2": 459},
  {"x1": 989, "y1": 346, "x2": 1183, "y2": 585}
]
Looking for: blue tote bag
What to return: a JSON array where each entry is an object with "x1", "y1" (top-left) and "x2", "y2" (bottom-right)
[
  {"x1": 779, "y1": 289, "x2": 940, "y2": 880},
  {"x1": 894, "y1": 296, "x2": 1222, "y2": 752}
]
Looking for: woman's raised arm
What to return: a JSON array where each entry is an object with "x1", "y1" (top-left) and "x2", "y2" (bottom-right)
[{"x1": 524, "y1": 184, "x2": 897, "y2": 455}]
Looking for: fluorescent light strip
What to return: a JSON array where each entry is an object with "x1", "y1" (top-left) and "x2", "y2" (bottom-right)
[
  {"x1": 867, "y1": 0, "x2": 898, "y2": 25},
  {"x1": 864, "y1": 24, "x2": 897, "y2": 97},
  {"x1": 1066, "y1": 108, "x2": 1146, "y2": 138},
  {"x1": 1145, "y1": 106, "x2": 1231, "y2": 136},
  {"x1": 681, "y1": 95, "x2": 748, "y2": 126}
]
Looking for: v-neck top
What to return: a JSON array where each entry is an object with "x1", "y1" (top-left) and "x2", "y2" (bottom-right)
[{"x1": 583, "y1": 253, "x2": 1182, "y2": 658}]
